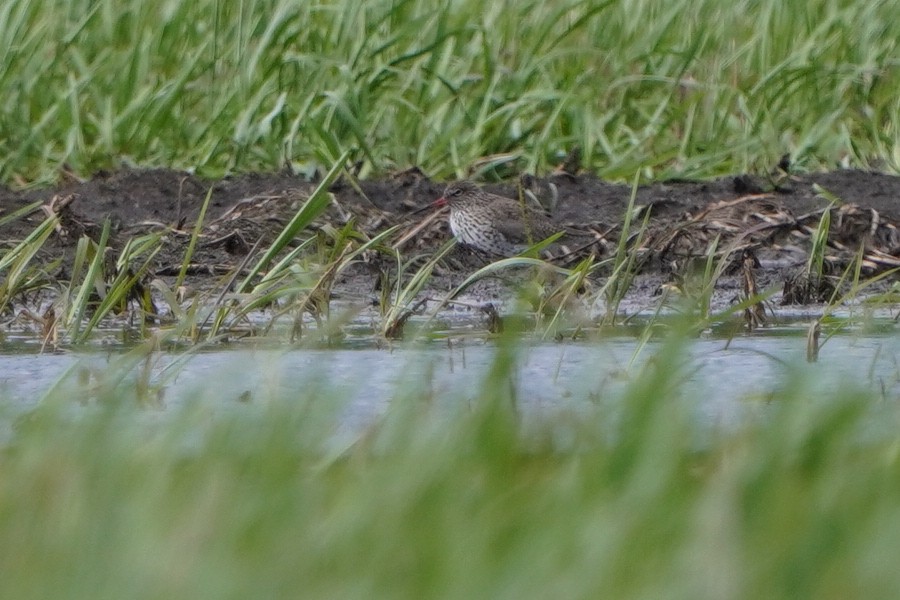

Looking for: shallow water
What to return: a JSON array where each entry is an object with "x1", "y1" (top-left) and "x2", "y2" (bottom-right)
[{"x1": 1, "y1": 327, "x2": 898, "y2": 444}]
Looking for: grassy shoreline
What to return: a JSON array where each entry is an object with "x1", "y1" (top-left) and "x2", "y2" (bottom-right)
[{"x1": 2, "y1": 168, "x2": 899, "y2": 349}]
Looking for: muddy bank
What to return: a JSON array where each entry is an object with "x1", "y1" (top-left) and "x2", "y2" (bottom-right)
[{"x1": 1, "y1": 167, "x2": 899, "y2": 319}]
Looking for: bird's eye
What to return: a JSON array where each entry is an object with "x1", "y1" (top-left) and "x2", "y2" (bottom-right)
[{"x1": 451, "y1": 188, "x2": 462, "y2": 196}]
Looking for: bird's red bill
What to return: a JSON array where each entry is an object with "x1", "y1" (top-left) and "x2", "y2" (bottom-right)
[{"x1": 432, "y1": 197, "x2": 448, "y2": 207}]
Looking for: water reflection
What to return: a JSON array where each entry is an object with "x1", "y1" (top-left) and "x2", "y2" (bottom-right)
[{"x1": 2, "y1": 334, "x2": 898, "y2": 435}]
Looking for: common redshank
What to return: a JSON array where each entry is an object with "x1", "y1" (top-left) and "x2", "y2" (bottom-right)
[{"x1": 433, "y1": 181, "x2": 563, "y2": 256}]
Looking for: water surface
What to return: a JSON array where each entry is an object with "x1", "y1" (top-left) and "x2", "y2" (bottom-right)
[{"x1": 2, "y1": 330, "x2": 897, "y2": 442}]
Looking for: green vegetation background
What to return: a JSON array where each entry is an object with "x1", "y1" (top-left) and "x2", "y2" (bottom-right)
[{"x1": 1, "y1": 0, "x2": 898, "y2": 186}]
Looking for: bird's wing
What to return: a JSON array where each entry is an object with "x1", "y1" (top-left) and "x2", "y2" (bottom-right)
[
  {"x1": 493, "y1": 218, "x2": 529, "y2": 243},
  {"x1": 493, "y1": 201, "x2": 558, "y2": 243}
]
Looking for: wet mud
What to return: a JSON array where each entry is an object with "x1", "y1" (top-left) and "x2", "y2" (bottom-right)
[{"x1": 1, "y1": 166, "x2": 898, "y2": 320}]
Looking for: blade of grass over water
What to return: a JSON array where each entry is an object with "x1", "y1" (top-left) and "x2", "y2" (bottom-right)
[
  {"x1": 76, "y1": 233, "x2": 163, "y2": 343},
  {"x1": 65, "y1": 220, "x2": 110, "y2": 343},
  {"x1": 441, "y1": 255, "x2": 571, "y2": 303},
  {"x1": 381, "y1": 237, "x2": 458, "y2": 339}
]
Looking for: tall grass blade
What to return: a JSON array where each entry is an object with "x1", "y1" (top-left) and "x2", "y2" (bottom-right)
[
  {"x1": 67, "y1": 220, "x2": 111, "y2": 343},
  {"x1": 176, "y1": 186, "x2": 214, "y2": 289},
  {"x1": 0, "y1": 213, "x2": 58, "y2": 313},
  {"x1": 237, "y1": 150, "x2": 350, "y2": 292}
]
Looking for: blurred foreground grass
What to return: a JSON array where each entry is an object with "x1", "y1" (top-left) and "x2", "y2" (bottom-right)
[
  {"x1": 1, "y1": 335, "x2": 899, "y2": 599},
  {"x1": 1, "y1": 0, "x2": 899, "y2": 185}
]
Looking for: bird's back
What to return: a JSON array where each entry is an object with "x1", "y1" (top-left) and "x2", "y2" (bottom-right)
[{"x1": 484, "y1": 197, "x2": 560, "y2": 245}]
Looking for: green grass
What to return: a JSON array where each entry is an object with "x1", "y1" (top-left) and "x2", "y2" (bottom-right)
[
  {"x1": 2, "y1": 4, "x2": 899, "y2": 596},
  {"x1": 1, "y1": 3, "x2": 899, "y2": 591},
  {"x1": 1, "y1": 333, "x2": 899, "y2": 599},
  {"x1": 1, "y1": 0, "x2": 898, "y2": 186}
]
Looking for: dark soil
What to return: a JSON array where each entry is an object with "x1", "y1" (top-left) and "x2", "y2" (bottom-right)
[{"x1": 1, "y1": 167, "x2": 899, "y2": 312}]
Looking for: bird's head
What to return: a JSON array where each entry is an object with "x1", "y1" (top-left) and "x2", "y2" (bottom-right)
[{"x1": 433, "y1": 181, "x2": 478, "y2": 207}]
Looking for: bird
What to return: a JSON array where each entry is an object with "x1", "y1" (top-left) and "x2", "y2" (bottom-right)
[{"x1": 432, "y1": 181, "x2": 565, "y2": 257}]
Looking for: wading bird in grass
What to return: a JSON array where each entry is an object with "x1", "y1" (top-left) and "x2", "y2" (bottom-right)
[{"x1": 433, "y1": 181, "x2": 596, "y2": 258}]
